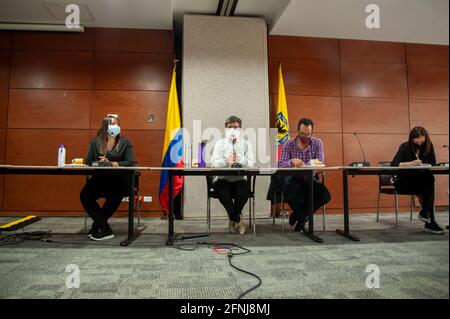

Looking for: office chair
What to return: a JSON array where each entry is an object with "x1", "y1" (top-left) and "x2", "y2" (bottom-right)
[
  {"x1": 206, "y1": 175, "x2": 256, "y2": 235},
  {"x1": 83, "y1": 162, "x2": 143, "y2": 232},
  {"x1": 271, "y1": 172, "x2": 327, "y2": 232},
  {"x1": 376, "y1": 161, "x2": 415, "y2": 227}
]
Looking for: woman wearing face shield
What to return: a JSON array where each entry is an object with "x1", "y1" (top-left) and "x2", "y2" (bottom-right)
[
  {"x1": 392, "y1": 126, "x2": 444, "y2": 234},
  {"x1": 80, "y1": 114, "x2": 135, "y2": 241}
]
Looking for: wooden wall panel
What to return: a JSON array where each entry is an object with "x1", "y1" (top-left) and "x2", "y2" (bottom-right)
[
  {"x1": 0, "y1": 89, "x2": 8, "y2": 128},
  {"x1": 279, "y1": 95, "x2": 342, "y2": 133},
  {"x1": 407, "y1": 65, "x2": 449, "y2": 100},
  {"x1": 0, "y1": 31, "x2": 12, "y2": 49},
  {"x1": 322, "y1": 171, "x2": 343, "y2": 209},
  {"x1": 340, "y1": 40, "x2": 405, "y2": 64},
  {"x1": 5, "y1": 129, "x2": 90, "y2": 165},
  {"x1": 268, "y1": 36, "x2": 339, "y2": 60},
  {"x1": 11, "y1": 51, "x2": 92, "y2": 89},
  {"x1": 12, "y1": 29, "x2": 94, "y2": 51},
  {"x1": 431, "y1": 135, "x2": 450, "y2": 163},
  {"x1": 341, "y1": 62, "x2": 408, "y2": 98},
  {"x1": 91, "y1": 91, "x2": 168, "y2": 130},
  {"x1": 4, "y1": 175, "x2": 85, "y2": 211},
  {"x1": 0, "y1": 28, "x2": 174, "y2": 216},
  {"x1": 94, "y1": 28, "x2": 173, "y2": 53},
  {"x1": 8, "y1": 89, "x2": 91, "y2": 129},
  {"x1": 120, "y1": 129, "x2": 164, "y2": 166},
  {"x1": 269, "y1": 58, "x2": 341, "y2": 96},
  {"x1": 406, "y1": 44, "x2": 449, "y2": 66},
  {"x1": 116, "y1": 171, "x2": 162, "y2": 211},
  {"x1": 432, "y1": 134, "x2": 449, "y2": 207},
  {"x1": 0, "y1": 129, "x2": 4, "y2": 211},
  {"x1": 343, "y1": 134, "x2": 412, "y2": 209},
  {"x1": 0, "y1": 175, "x2": 3, "y2": 211},
  {"x1": 342, "y1": 97, "x2": 410, "y2": 134},
  {"x1": 409, "y1": 99, "x2": 449, "y2": 134},
  {"x1": 4, "y1": 129, "x2": 90, "y2": 211},
  {"x1": 93, "y1": 52, "x2": 172, "y2": 91},
  {"x1": 0, "y1": 128, "x2": 5, "y2": 164},
  {"x1": 343, "y1": 133, "x2": 408, "y2": 166},
  {"x1": 0, "y1": 51, "x2": 10, "y2": 89},
  {"x1": 313, "y1": 133, "x2": 343, "y2": 166}
]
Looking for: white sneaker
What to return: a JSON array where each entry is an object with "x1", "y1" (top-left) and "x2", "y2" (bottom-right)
[
  {"x1": 237, "y1": 218, "x2": 246, "y2": 235},
  {"x1": 229, "y1": 220, "x2": 237, "y2": 234}
]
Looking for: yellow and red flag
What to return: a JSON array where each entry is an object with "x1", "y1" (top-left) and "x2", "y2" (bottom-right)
[{"x1": 275, "y1": 63, "x2": 290, "y2": 159}]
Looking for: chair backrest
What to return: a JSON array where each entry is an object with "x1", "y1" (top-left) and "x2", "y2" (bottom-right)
[
  {"x1": 206, "y1": 176, "x2": 215, "y2": 196},
  {"x1": 378, "y1": 161, "x2": 394, "y2": 187}
]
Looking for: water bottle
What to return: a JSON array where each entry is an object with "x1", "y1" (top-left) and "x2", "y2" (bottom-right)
[
  {"x1": 198, "y1": 140, "x2": 207, "y2": 168},
  {"x1": 184, "y1": 141, "x2": 192, "y2": 168},
  {"x1": 58, "y1": 144, "x2": 66, "y2": 167}
]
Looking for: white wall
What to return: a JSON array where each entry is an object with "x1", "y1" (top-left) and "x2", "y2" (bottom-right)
[{"x1": 182, "y1": 15, "x2": 271, "y2": 219}]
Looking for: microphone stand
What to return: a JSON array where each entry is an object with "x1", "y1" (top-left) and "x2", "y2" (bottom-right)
[{"x1": 349, "y1": 132, "x2": 370, "y2": 167}]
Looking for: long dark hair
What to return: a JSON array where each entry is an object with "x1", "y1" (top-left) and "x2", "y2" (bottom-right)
[
  {"x1": 409, "y1": 126, "x2": 431, "y2": 156},
  {"x1": 97, "y1": 116, "x2": 121, "y2": 155}
]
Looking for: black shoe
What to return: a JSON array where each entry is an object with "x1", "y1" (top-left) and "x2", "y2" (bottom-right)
[
  {"x1": 87, "y1": 224, "x2": 100, "y2": 237},
  {"x1": 418, "y1": 211, "x2": 431, "y2": 224},
  {"x1": 90, "y1": 226, "x2": 114, "y2": 241},
  {"x1": 294, "y1": 215, "x2": 309, "y2": 232},
  {"x1": 289, "y1": 213, "x2": 297, "y2": 226},
  {"x1": 425, "y1": 221, "x2": 444, "y2": 235}
]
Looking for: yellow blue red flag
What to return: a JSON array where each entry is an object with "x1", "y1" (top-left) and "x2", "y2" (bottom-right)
[{"x1": 159, "y1": 64, "x2": 184, "y2": 212}]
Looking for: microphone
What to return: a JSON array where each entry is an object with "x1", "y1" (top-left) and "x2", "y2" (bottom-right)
[
  {"x1": 349, "y1": 132, "x2": 370, "y2": 167},
  {"x1": 231, "y1": 138, "x2": 242, "y2": 168}
]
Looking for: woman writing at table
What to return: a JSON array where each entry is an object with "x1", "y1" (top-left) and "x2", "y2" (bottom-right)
[
  {"x1": 80, "y1": 114, "x2": 135, "y2": 241},
  {"x1": 391, "y1": 126, "x2": 444, "y2": 234}
]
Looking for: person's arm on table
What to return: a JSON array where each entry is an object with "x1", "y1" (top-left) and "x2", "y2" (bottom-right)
[
  {"x1": 392, "y1": 143, "x2": 422, "y2": 167},
  {"x1": 211, "y1": 140, "x2": 229, "y2": 168}
]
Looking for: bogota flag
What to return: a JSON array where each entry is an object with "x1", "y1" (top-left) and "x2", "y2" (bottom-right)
[
  {"x1": 159, "y1": 63, "x2": 184, "y2": 213},
  {"x1": 275, "y1": 63, "x2": 290, "y2": 159}
]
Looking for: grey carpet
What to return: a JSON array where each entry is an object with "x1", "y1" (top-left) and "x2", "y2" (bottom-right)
[{"x1": 0, "y1": 212, "x2": 448, "y2": 299}]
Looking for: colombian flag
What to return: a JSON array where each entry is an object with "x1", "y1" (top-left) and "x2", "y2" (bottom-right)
[
  {"x1": 159, "y1": 65, "x2": 184, "y2": 213},
  {"x1": 275, "y1": 63, "x2": 290, "y2": 159}
]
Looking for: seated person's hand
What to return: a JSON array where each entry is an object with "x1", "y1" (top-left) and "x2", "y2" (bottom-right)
[
  {"x1": 412, "y1": 159, "x2": 422, "y2": 166},
  {"x1": 99, "y1": 155, "x2": 109, "y2": 162},
  {"x1": 291, "y1": 158, "x2": 305, "y2": 168},
  {"x1": 226, "y1": 154, "x2": 240, "y2": 164}
]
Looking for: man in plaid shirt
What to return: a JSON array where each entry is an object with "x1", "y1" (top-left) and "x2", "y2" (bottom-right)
[{"x1": 279, "y1": 118, "x2": 331, "y2": 231}]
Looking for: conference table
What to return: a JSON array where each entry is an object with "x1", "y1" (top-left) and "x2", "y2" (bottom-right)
[
  {"x1": 0, "y1": 165, "x2": 141, "y2": 246},
  {"x1": 336, "y1": 165, "x2": 449, "y2": 242},
  {"x1": 1, "y1": 164, "x2": 448, "y2": 246},
  {"x1": 165, "y1": 166, "x2": 341, "y2": 245}
]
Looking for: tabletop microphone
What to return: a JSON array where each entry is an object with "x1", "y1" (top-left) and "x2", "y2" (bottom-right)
[
  {"x1": 349, "y1": 132, "x2": 370, "y2": 167},
  {"x1": 231, "y1": 138, "x2": 242, "y2": 168}
]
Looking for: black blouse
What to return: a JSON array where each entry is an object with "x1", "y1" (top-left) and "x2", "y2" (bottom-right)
[
  {"x1": 86, "y1": 136, "x2": 135, "y2": 167},
  {"x1": 392, "y1": 141, "x2": 436, "y2": 167}
]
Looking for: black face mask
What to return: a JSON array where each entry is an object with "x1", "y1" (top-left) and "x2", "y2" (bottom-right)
[{"x1": 413, "y1": 143, "x2": 423, "y2": 150}]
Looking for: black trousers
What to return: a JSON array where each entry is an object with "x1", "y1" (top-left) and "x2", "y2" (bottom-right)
[
  {"x1": 282, "y1": 175, "x2": 331, "y2": 222},
  {"x1": 395, "y1": 172, "x2": 435, "y2": 222},
  {"x1": 212, "y1": 179, "x2": 250, "y2": 222},
  {"x1": 80, "y1": 175, "x2": 128, "y2": 227}
]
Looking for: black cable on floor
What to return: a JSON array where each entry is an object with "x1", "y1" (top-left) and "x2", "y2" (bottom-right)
[
  {"x1": 0, "y1": 231, "x2": 51, "y2": 246},
  {"x1": 171, "y1": 239, "x2": 262, "y2": 299},
  {"x1": 227, "y1": 251, "x2": 262, "y2": 299}
]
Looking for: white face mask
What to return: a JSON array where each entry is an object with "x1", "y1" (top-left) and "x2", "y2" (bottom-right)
[
  {"x1": 225, "y1": 128, "x2": 241, "y2": 140},
  {"x1": 107, "y1": 124, "x2": 121, "y2": 137}
]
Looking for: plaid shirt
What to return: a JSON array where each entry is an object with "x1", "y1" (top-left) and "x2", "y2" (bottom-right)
[{"x1": 278, "y1": 136, "x2": 325, "y2": 167}]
